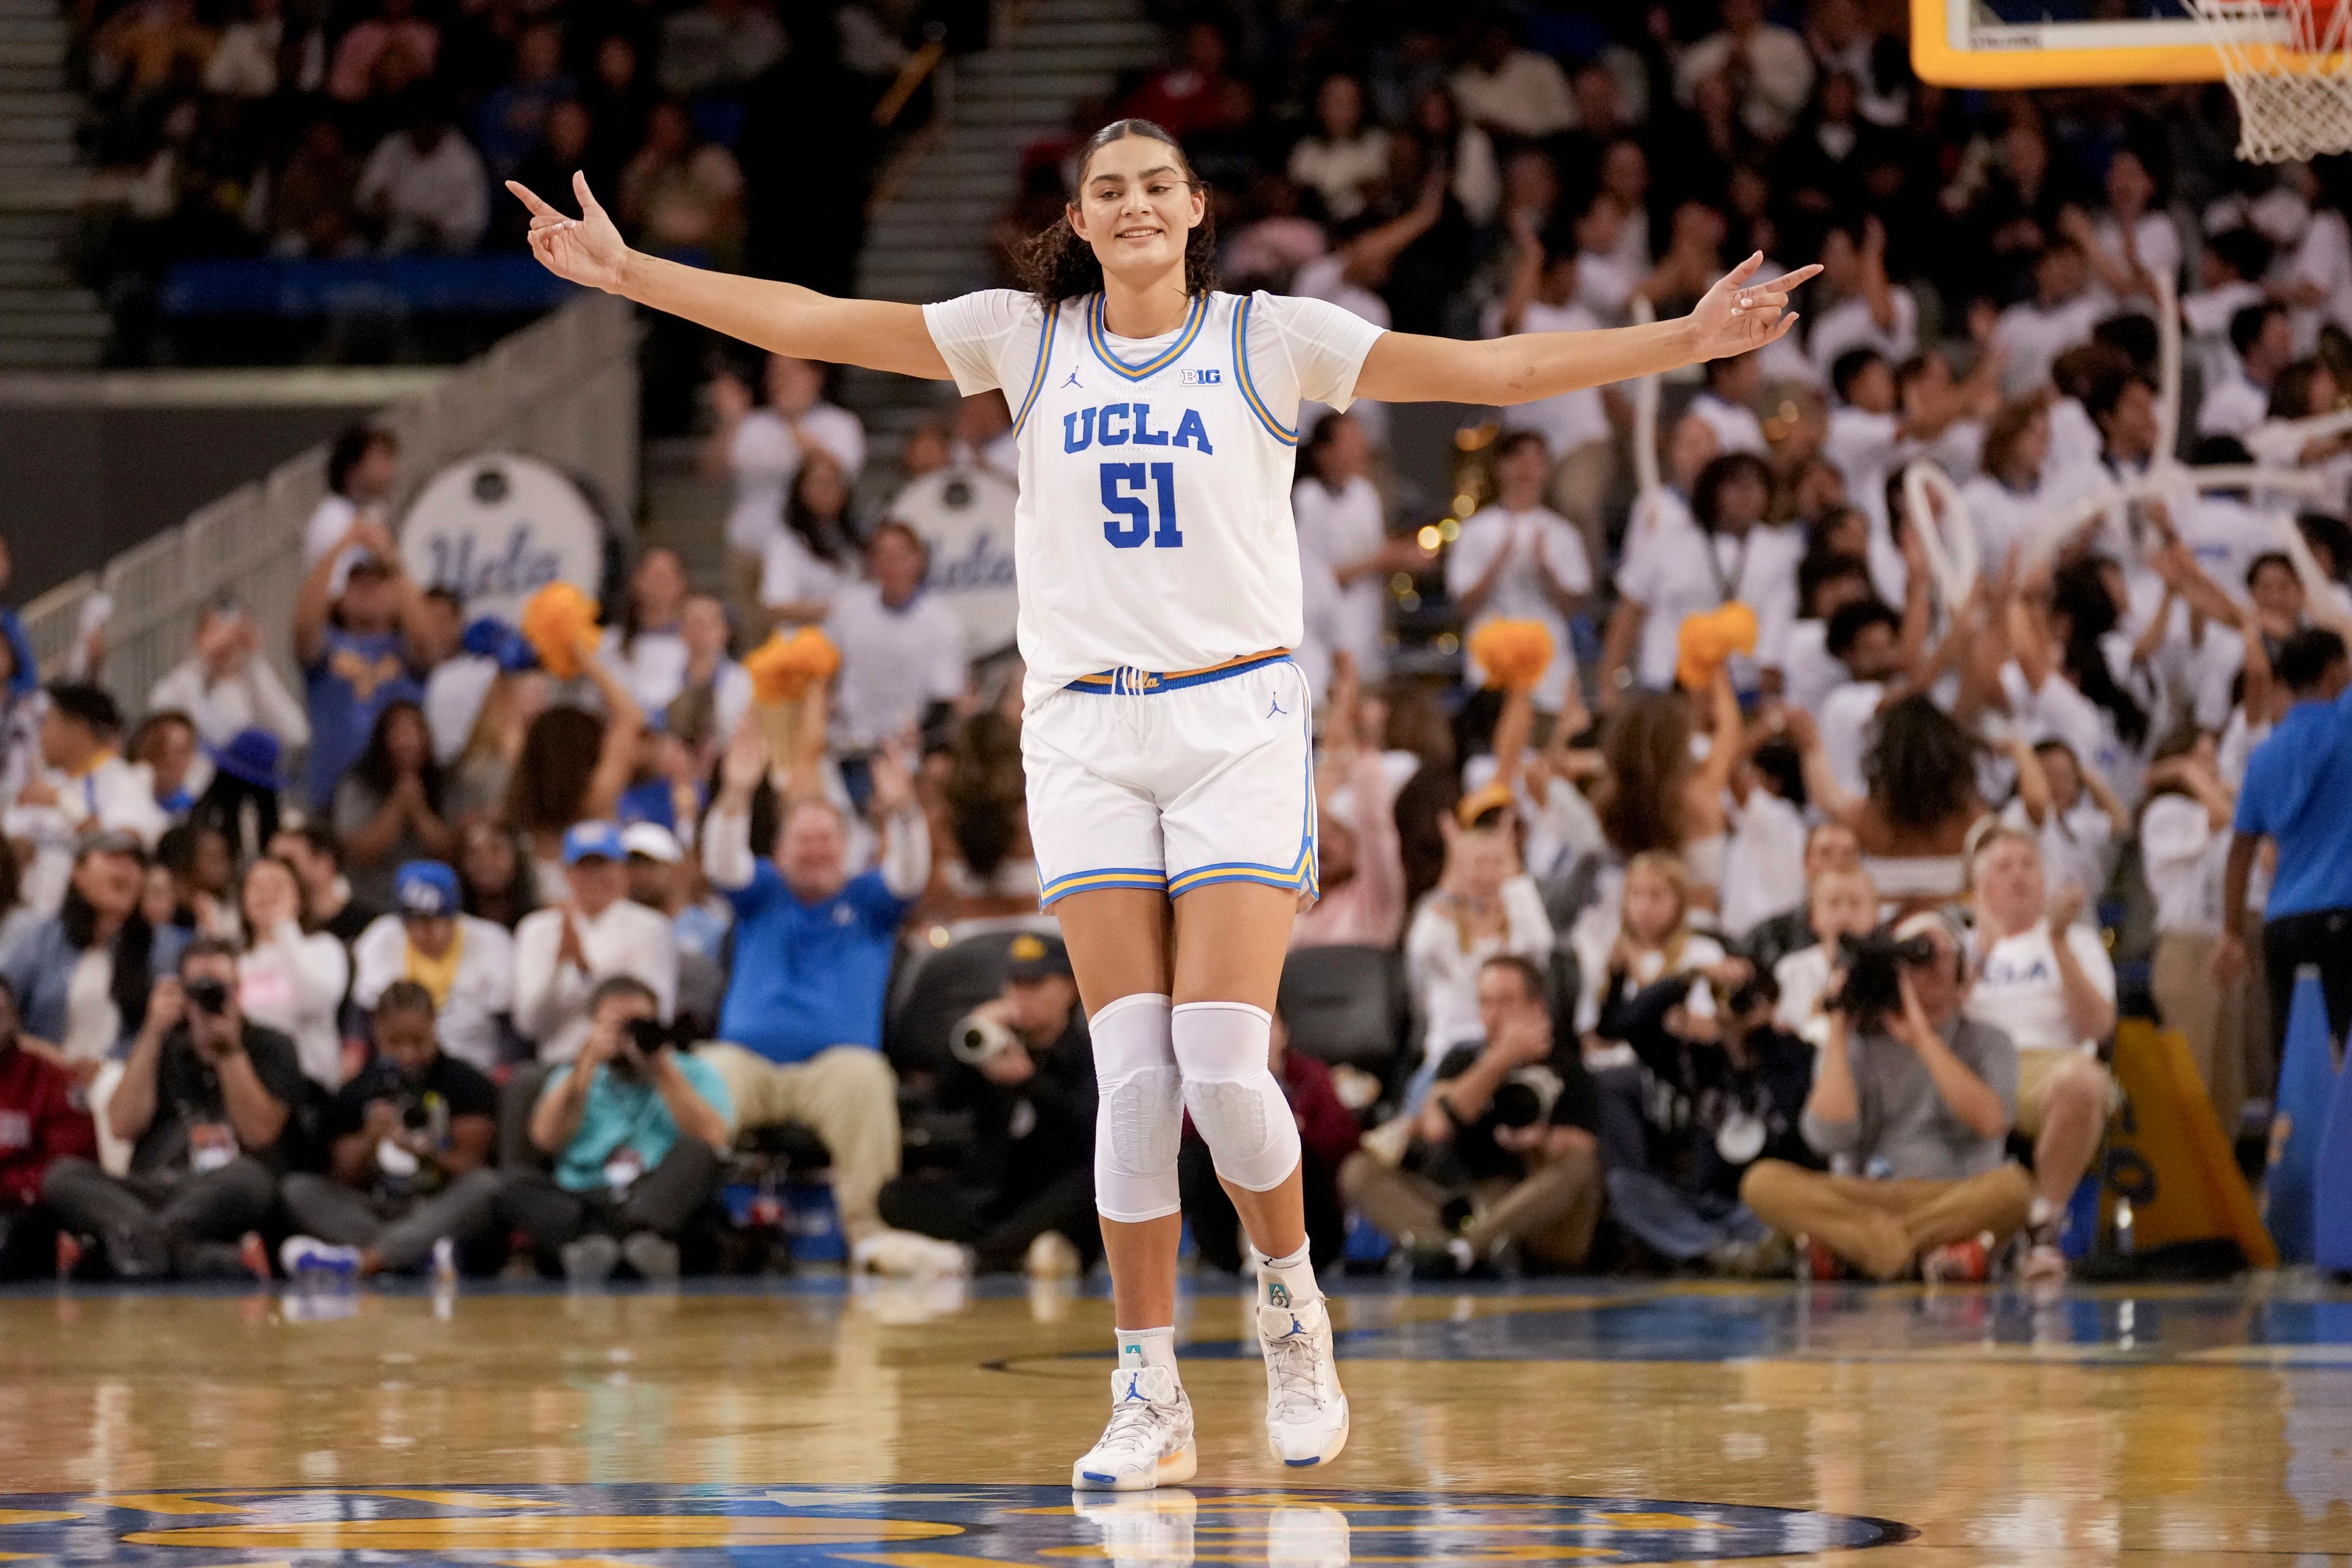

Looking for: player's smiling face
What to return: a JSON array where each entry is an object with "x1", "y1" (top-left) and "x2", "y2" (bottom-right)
[{"x1": 1070, "y1": 135, "x2": 1202, "y2": 287}]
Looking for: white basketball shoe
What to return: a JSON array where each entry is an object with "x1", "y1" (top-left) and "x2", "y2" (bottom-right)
[
  {"x1": 1257, "y1": 1292, "x2": 1349, "y2": 1468},
  {"x1": 1071, "y1": 1365, "x2": 1198, "y2": 1491}
]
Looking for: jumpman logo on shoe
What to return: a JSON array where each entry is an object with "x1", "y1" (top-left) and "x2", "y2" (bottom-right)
[
  {"x1": 1063, "y1": 368, "x2": 1083, "y2": 388},
  {"x1": 1120, "y1": 1373, "x2": 1148, "y2": 1403}
]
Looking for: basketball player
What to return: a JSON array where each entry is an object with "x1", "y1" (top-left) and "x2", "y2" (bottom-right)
[{"x1": 510, "y1": 119, "x2": 1812, "y2": 1491}]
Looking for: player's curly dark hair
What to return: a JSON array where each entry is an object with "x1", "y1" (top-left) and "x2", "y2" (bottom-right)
[{"x1": 1017, "y1": 119, "x2": 1219, "y2": 307}]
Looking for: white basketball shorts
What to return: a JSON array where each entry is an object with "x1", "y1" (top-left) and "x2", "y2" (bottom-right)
[{"x1": 1022, "y1": 650, "x2": 1317, "y2": 907}]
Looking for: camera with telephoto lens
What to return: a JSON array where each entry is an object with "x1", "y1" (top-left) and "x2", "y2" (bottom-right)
[
  {"x1": 185, "y1": 977, "x2": 231, "y2": 1017},
  {"x1": 1834, "y1": 929, "x2": 1940, "y2": 1031},
  {"x1": 951, "y1": 1012, "x2": 1020, "y2": 1067},
  {"x1": 1488, "y1": 1063, "x2": 1565, "y2": 1129}
]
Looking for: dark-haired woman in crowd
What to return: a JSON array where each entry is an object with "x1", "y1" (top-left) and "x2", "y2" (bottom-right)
[
  {"x1": 457, "y1": 818, "x2": 538, "y2": 929},
  {"x1": 334, "y1": 699, "x2": 459, "y2": 911},
  {"x1": 599, "y1": 546, "x2": 692, "y2": 714},
  {"x1": 502, "y1": 657, "x2": 644, "y2": 894},
  {"x1": 2, "y1": 835, "x2": 186, "y2": 1077},
  {"x1": 758, "y1": 450, "x2": 857, "y2": 630}
]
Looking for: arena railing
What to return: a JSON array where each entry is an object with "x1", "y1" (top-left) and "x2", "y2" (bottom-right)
[{"x1": 17, "y1": 292, "x2": 641, "y2": 718}]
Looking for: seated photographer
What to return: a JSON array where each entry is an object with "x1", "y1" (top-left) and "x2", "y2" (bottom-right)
[
  {"x1": 1178, "y1": 1006, "x2": 1359, "y2": 1275},
  {"x1": 1340, "y1": 954, "x2": 1602, "y2": 1279},
  {"x1": 1771, "y1": 865, "x2": 1880, "y2": 1047},
  {"x1": 1965, "y1": 827, "x2": 2116, "y2": 1283},
  {"x1": 1738, "y1": 913, "x2": 2034, "y2": 1281},
  {"x1": 873, "y1": 933, "x2": 1098, "y2": 1278},
  {"x1": 40, "y1": 938, "x2": 307, "y2": 1280},
  {"x1": 1592, "y1": 963, "x2": 1814, "y2": 1273},
  {"x1": 497, "y1": 976, "x2": 732, "y2": 1283},
  {"x1": 277, "y1": 981, "x2": 502, "y2": 1278}
]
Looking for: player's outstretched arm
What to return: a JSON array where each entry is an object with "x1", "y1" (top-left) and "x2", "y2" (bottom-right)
[
  {"x1": 510, "y1": 172, "x2": 952, "y2": 380},
  {"x1": 1353, "y1": 252, "x2": 1819, "y2": 407}
]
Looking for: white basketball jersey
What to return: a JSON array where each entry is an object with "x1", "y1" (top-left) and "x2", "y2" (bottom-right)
[{"x1": 924, "y1": 287, "x2": 1385, "y2": 708}]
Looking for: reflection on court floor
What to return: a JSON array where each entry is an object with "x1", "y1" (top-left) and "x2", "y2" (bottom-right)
[{"x1": 0, "y1": 1482, "x2": 1913, "y2": 1564}]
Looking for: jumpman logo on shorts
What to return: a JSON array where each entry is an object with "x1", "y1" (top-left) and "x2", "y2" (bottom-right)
[
  {"x1": 1062, "y1": 367, "x2": 1082, "y2": 388},
  {"x1": 1267, "y1": 694, "x2": 1287, "y2": 718}
]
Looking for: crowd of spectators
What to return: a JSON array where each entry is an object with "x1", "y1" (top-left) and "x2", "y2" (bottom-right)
[
  {"x1": 67, "y1": 0, "x2": 937, "y2": 360},
  {"x1": 8, "y1": 0, "x2": 2352, "y2": 1289}
]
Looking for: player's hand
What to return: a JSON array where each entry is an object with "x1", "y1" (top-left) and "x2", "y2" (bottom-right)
[
  {"x1": 509, "y1": 172, "x2": 630, "y2": 295},
  {"x1": 1688, "y1": 253, "x2": 1818, "y2": 362}
]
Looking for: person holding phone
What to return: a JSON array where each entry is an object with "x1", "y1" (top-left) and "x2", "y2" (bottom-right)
[{"x1": 497, "y1": 974, "x2": 731, "y2": 1282}]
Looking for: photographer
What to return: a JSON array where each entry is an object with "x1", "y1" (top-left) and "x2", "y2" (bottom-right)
[
  {"x1": 277, "y1": 982, "x2": 501, "y2": 1278},
  {"x1": 497, "y1": 975, "x2": 732, "y2": 1282},
  {"x1": 40, "y1": 938, "x2": 307, "y2": 1280},
  {"x1": 1592, "y1": 963, "x2": 1814, "y2": 1273},
  {"x1": 1340, "y1": 954, "x2": 1602, "y2": 1279},
  {"x1": 1739, "y1": 913, "x2": 2034, "y2": 1281},
  {"x1": 874, "y1": 933, "x2": 1099, "y2": 1277}
]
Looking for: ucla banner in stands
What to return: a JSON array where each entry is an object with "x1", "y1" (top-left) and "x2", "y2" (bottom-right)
[{"x1": 398, "y1": 453, "x2": 606, "y2": 625}]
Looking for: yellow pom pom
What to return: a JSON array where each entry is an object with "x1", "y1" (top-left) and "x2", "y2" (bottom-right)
[
  {"x1": 1675, "y1": 602, "x2": 1758, "y2": 692},
  {"x1": 519, "y1": 581, "x2": 600, "y2": 680},
  {"x1": 1467, "y1": 617, "x2": 1556, "y2": 692},
  {"x1": 745, "y1": 626, "x2": 843, "y2": 705}
]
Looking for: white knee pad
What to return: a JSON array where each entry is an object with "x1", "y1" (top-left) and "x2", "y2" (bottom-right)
[
  {"x1": 1091, "y1": 993, "x2": 1182, "y2": 1223},
  {"x1": 1172, "y1": 1001, "x2": 1302, "y2": 1193}
]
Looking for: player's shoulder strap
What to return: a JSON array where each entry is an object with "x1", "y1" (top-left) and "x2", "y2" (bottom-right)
[
  {"x1": 1006, "y1": 291, "x2": 1065, "y2": 439},
  {"x1": 1227, "y1": 288, "x2": 1299, "y2": 448}
]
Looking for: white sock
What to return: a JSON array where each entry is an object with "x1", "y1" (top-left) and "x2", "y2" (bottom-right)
[
  {"x1": 1115, "y1": 1325, "x2": 1179, "y2": 1376},
  {"x1": 2029, "y1": 1196, "x2": 2059, "y2": 1229},
  {"x1": 1257, "y1": 1242, "x2": 1320, "y2": 1308}
]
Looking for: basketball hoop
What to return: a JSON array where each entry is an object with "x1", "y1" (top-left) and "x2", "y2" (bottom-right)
[{"x1": 2190, "y1": 0, "x2": 2352, "y2": 162}]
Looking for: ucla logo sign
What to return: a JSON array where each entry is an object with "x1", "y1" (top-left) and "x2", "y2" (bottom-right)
[
  {"x1": 398, "y1": 453, "x2": 606, "y2": 626},
  {"x1": 0, "y1": 1482, "x2": 1912, "y2": 1564}
]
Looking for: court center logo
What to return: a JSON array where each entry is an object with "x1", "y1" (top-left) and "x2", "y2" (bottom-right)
[{"x1": 0, "y1": 1482, "x2": 1913, "y2": 1564}]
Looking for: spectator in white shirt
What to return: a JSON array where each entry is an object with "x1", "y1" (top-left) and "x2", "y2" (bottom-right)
[
  {"x1": 824, "y1": 522, "x2": 967, "y2": 754},
  {"x1": 1490, "y1": 231, "x2": 1620, "y2": 567},
  {"x1": 1689, "y1": 352, "x2": 1768, "y2": 455},
  {"x1": 235, "y1": 854, "x2": 350, "y2": 1088},
  {"x1": 1447, "y1": 431, "x2": 1593, "y2": 714},
  {"x1": 1781, "y1": 549, "x2": 1875, "y2": 717},
  {"x1": 1448, "y1": 18, "x2": 1575, "y2": 141},
  {"x1": 356, "y1": 103, "x2": 488, "y2": 253},
  {"x1": 2138, "y1": 734, "x2": 2251, "y2": 1128},
  {"x1": 761, "y1": 452, "x2": 858, "y2": 630},
  {"x1": 1294, "y1": 411, "x2": 1414, "y2": 686},
  {"x1": 1966, "y1": 827, "x2": 2117, "y2": 1281},
  {"x1": 2070, "y1": 145, "x2": 2181, "y2": 315},
  {"x1": 1287, "y1": 72, "x2": 1389, "y2": 224},
  {"x1": 8, "y1": 684, "x2": 167, "y2": 916},
  {"x1": 1806, "y1": 217, "x2": 1916, "y2": 382},
  {"x1": 1961, "y1": 396, "x2": 2059, "y2": 570},
  {"x1": 598, "y1": 548, "x2": 692, "y2": 715},
  {"x1": 707, "y1": 353, "x2": 867, "y2": 615},
  {"x1": 351, "y1": 861, "x2": 514, "y2": 1073},
  {"x1": 148, "y1": 599, "x2": 311, "y2": 752},
  {"x1": 1994, "y1": 240, "x2": 2105, "y2": 397},
  {"x1": 513, "y1": 821, "x2": 679, "y2": 1065},
  {"x1": 299, "y1": 423, "x2": 399, "y2": 584},
  {"x1": 1676, "y1": 0, "x2": 1816, "y2": 140},
  {"x1": 1602, "y1": 452, "x2": 1803, "y2": 697},
  {"x1": 2198, "y1": 302, "x2": 2293, "y2": 439},
  {"x1": 2000, "y1": 739, "x2": 2128, "y2": 912}
]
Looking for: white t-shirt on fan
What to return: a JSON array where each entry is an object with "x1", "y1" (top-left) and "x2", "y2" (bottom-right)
[
  {"x1": 1446, "y1": 503, "x2": 1593, "y2": 711},
  {"x1": 1967, "y1": 921, "x2": 2117, "y2": 1055}
]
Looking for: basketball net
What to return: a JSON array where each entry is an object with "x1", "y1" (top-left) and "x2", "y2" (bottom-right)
[{"x1": 2191, "y1": 0, "x2": 2352, "y2": 162}]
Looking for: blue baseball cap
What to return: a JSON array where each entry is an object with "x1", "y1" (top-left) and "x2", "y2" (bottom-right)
[
  {"x1": 394, "y1": 861, "x2": 460, "y2": 918},
  {"x1": 562, "y1": 820, "x2": 627, "y2": 865}
]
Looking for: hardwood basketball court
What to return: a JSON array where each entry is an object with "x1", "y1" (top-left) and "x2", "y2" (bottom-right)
[{"x1": 0, "y1": 1275, "x2": 2346, "y2": 1564}]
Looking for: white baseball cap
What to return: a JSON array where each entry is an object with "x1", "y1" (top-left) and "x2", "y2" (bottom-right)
[{"x1": 621, "y1": 823, "x2": 684, "y2": 864}]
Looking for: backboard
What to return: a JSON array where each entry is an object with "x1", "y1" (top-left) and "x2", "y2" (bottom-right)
[{"x1": 1910, "y1": 0, "x2": 2266, "y2": 87}]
